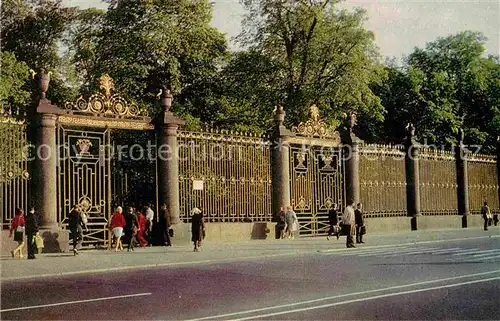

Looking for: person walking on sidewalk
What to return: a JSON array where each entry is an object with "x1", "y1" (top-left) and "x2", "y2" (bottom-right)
[
  {"x1": 284, "y1": 206, "x2": 298, "y2": 239},
  {"x1": 126, "y1": 207, "x2": 139, "y2": 251},
  {"x1": 327, "y1": 203, "x2": 339, "y2": 240},
  {"x1": 9, "y1": 208, "x2": 25, "y2": 259},
  {"x1": 25, "y1": 208, "x2": 39, "y2": 259},
  {"x1": 145, "y1": 205, "x2": 154, "y2": 245},
  {"x1": 342, "y1": 202, "x2": 356, "y2": 248},
  {"x1": 481, "y1": 201, "x2": 492, "y2": 231},
  {"x1": 355, "y1": 203, "x2": 365, "y2": 244},
  {"x1": 110, "y1": 206, "x2": 126, "y2": 251},
  {"x1": 191, "y1": 207, "x2": 205, "y2": 252},
  {"x1": 275, "y1": 206, "x2": 286, "y2": 239},
  {"x1": 136, "y1": 208, "x2": 148, "y2": 247},
  {"x1": 68, "y1": 205, "x2": 88, "y2": 255},
  {"x1": 160, "y1": 204, "x2": 172, "y2": 247}
]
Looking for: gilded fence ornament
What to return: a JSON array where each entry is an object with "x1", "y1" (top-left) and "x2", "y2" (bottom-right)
[
  {"x1": 64, "y1": 74, "x2": 147, "y2": 118},
  {"x1": 291, "y1": 105, "x2": 340, "y2": 140}
]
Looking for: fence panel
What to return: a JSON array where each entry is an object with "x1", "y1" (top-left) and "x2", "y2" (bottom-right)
[
  {"x1": 468, "y1": 154, "x2": 499, "y2": 214},
  {"x1": 0, "y1": 115, "x2": 30, "y2": 228},
  {"x1": 359, "y1": 145, "x2": 407, "y2": 217},
  {"x1": 178, "y1": 130, "x2": 272, "y2": 223},
  {"x1": 418, "y1": 149, "x2": 458, "y2": 215}
]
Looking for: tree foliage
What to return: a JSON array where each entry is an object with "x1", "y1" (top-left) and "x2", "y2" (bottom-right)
[
  {"x1": 235, "y1": 0, "x2": 386, "y2": 127},
  {"x1": 371, "y1": 31, "x2": 499, "y2": 151},
  {"x1": 69, "y1": 0, "x2": 228, "y2": 121},
  {"x1": 0, "y1": 52, "x2": 30, "y2": 111}
]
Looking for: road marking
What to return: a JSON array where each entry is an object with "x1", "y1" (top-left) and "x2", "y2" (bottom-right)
[
  {"x1": 475, "y1": 254, "x2": 500, "y2": 260},
  {"x1": 229, "y1": 277, "x2": 500, "y2": 321},
  {"x1": 337, "y1": 247, "x2": 414, "y2": 256},
  {"x1": 184, "y1": 270, "x2": 500, "y2": 321},
  {"x1": 359, "y1": 247, "x2": 454, "y2": 257},
  {"x1": 377, "y1": 248, "x2": 444, "y2": 257},
  {"x1": 0, "y1": 292, "x2": 152, "y2": 313},
  {"x1": 1, "y1": 252, "x2": 300, "y2": 281},
  {"x1": 453, "y1": 249, "x2": 498, "y2": 256},
  {"x1": 472, "y1": 251, "x2": 500, "y2": 258}
]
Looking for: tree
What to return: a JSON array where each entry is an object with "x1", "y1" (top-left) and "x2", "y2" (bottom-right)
[
  {"x1": 375, "y1": 31, "x2": 500, "y2": 151},
  {"x1": 0, "y1": 52, "x2": 30, "y2": 112},
  {"x1": 1, "y1": 0, "x2": 77, "y2": 106},
  {"x1": 69, "y1": 0, "x2": 229, "y2": 121},
  {"x1": 235, "y1": 0, "x2": 386, "y2": 127}
]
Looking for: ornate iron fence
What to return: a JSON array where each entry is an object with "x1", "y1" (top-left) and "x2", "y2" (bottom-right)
[
  {"x1": 419, "y1": 149, "x2": 458, "y2": 215},
  {"x1": 0, "y1": 112, "x2": 30, "y2": 228},
  {"x1": 178, "y1": 130, "x2": 272, "y2": 223},
  {"x1": 468, "y1": 154, "x2": 499, "y2": 214},
  {"x1": 359, "y1": 144, "x2": 407, "y2": 218}
]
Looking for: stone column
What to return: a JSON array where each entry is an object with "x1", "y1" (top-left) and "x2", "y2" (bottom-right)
[
  {"x1": 33, "y1": 112, "x2": 59, "y2": 229},
  {"x1": 270, "y1": 107, "x2": 294, "y2": 216},
  {"x1": 30, "y1": 70, "x2": 61, "y2": 230},
  {"x1": 157, "y1": 89, "x2": 185, "y2": 224},
  {"x1": 341, "y1": 114, "x2": 362, "y2": 206},
  {"x1": 455, "y1": 129, "x2": 470, "y2": 228},
  {"x1": 404, "y1": 124, "x2": 421, "y2": 230}
]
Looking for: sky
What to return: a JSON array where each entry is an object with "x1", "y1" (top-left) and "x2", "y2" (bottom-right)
[{"x1": 65, "y1": 0, "x2": 500, "y2": 60}]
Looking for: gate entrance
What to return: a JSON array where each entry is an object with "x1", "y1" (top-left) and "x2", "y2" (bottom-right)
[
  {"x1": 57, "y1": 126, "x2": 111, "y2": 246},
  {"x1": 289, "y1": 105, "x2": 344, "y2": 236},
  {"x1": 56, "y1": 74, "x2": 154, "y2": 246}
]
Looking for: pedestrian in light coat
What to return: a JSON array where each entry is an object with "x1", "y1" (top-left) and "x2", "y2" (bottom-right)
[
  {"x1": 285, "y1": 206, "x2": 298, "y2": 239},
  {"x1": 342, "y1": 202, "x2": 356, "y2": 248}
]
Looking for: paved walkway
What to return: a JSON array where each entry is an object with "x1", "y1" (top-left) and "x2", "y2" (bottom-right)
[{"x1": 1, "y1": 227, "x2": 498, "y2": 280}]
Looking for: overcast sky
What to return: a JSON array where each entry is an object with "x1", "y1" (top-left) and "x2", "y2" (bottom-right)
[{"x1": 65, "y1": 0, "x2": 499, "y2": 60}]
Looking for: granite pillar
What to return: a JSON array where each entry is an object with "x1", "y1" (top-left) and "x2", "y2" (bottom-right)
[
  {"x1": 157, "y1": 89, "x2": 185, "y2": 224},
  {"x1": 455, "y1": 131, "x2": 470, "y2": 228},
  {"x1": 270, "y1": 107, "x2": 294, "y2": 216},
  {"x1": 404, "y1": 124, "x2": 421, "y2": 230}
]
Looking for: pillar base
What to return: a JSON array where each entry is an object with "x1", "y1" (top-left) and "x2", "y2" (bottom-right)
[
  {"x1": 461, "y1": 215, "x2": 468, "y2": 228},
  {"x1": 410, "y1": 217, "x2": 418, "y2": 231}
]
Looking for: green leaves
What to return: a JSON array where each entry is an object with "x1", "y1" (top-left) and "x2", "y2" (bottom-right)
[
  {"x1": 236, "y1": 0, "x2": 385, "y2": 128},
  {"x1": 0, "y1": 52, "x2": 30, "y2": 110}
]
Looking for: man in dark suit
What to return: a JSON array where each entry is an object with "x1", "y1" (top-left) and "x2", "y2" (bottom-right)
[
  {"x1": 25, "y1": 207, "x2": 39, "y2": 259},
  {"x1": 355, "y1": 203, "x2": 365, "y2": 244}
]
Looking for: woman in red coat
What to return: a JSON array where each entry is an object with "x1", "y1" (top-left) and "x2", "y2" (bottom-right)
[
  {"x1": 136, "y1": 210, "x2": 148, "y2": 247},
  {"x1": 9, "y1": 208, "x2": 25, "y2": 259},
  {"x1": 109, "y1": 206, "x2": 126, "y2": 251}
]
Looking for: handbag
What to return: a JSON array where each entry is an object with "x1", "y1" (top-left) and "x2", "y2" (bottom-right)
[
  {"x1": 16, "y1": 225, "x2": 25, "y2": 233},
  {"x1": 360, "y1": 226, "x2": 366, "y2": 235}
]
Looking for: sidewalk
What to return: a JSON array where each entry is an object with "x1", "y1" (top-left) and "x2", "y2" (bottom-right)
[{"x1": 1, "y1": 227, "x2": 498, "y2": 281}]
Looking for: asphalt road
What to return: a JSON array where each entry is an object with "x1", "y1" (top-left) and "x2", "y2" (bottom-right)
[{"x1": 1, "y1": 237, "x2": 499, "y2": 320}]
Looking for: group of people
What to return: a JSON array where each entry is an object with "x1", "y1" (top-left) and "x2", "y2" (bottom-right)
[
  {"x1": 9, "y1": 207, "x2": 41, "y2": 259},
  {"x1": 107, "y1": 204, "x2": 166, "y2": 252},
  {"x1": 275, "y1": 206, "x2": 299, "y2": 239},
  {"x1": 326, "y1": 202, "x2": 366, "y2": 248}
]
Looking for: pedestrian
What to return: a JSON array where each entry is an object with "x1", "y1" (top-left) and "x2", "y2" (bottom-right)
[
  {"x1": 9, "y1": 208, "x2": 25, "y2": 259},
  {"x1": 126, "y1": 207, "x2": 139, "y2": 251},
  {"x1": 342, "y1": 201, "x2": 356, "y2": 248},
  {"x1": 25, "y1": 207, "x2": 39, "y2": 259},
  {"x1": 109, "y1": 206, "x2": 126, "y2": 251},
  {"x1": 191, "y1": 207, "x2": 205, "y2": 252},
  {"x1": 355, "y1": 203, "x2": 365, "y2": 244},
  {"x1": 68, "y1": 205, "x2": 88, "y2": 255},
  {"x1": 145, "y1": 205, "x2": 154, "y2": 246},
  {"x1": 275, "y1": 206, "x2": 286, "y2": 239},
  {"x1": 160, "y1": 204, "x2": 172, "y2": 247},
  {"x1": 285, "y1": 206, "x2": 298, "y2": 239},
  {"x1": 481, "y1": 201, "x2": 492, "y2": 231},
  {"x1": 327, "y1": 203, "x2": 339, "y2": 241},
  {"x1": 136, "y1": 208, "x2": 148, "y2": 247}
]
